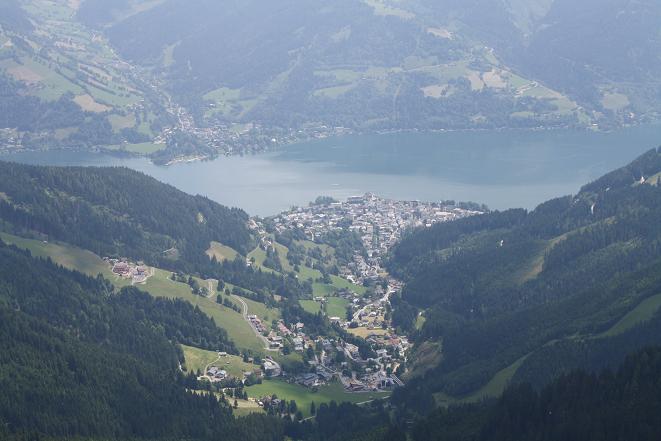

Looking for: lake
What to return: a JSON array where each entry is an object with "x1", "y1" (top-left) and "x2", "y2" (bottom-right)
[{"x1": 2, "y1": 126, "x2": 660, "y2": 216}]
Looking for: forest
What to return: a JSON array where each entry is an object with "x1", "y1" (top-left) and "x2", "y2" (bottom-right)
[
  {"x1": 409, "y1": 346, "x2": 661, "y2": 441},
  {"x1": 0, "y1": 241, "x2": 283, "y2": 441},
  {"x1": 0, "y1": 161, "x2": 253, "y2": 268},
  {"x1": 387, "y1": 147, "x2": 661, "y2": 401}
]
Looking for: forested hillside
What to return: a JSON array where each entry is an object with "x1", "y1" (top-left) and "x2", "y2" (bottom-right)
[
  {"x1": 388, "y1": 147, "x2": 661, "y2": 405},
  {"x1": 408, "y1": 346, "x2": 661, "y2": 441},
  {"x1": 0, "y1": 161, "x2": 253, "y2": 267},
  {"x1": 2, "y1": 0, "x2": 659, "y2": 158},
  {"x1": 76, "y1": 0, "x2": 661, "y2": 132},
  {"x1": 0, "y1": 241, "x2": 282, "y2": 441},
  {"x1": 0, "y1": 161, "x2": 331, "y2": 328}
]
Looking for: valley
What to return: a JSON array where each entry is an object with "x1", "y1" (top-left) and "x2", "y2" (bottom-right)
[
  {"x1": 2, "y1": 146, "x2": 661, "y2": 440},
  {"x1": 2, "y1": 1, "x2": 661, "y2": 440},
  {"x1": 0, "y1": 186, "x2": 480, "y2": 416}
]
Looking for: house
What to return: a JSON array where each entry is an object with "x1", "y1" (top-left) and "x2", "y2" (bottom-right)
[
  {"x1": 263, "y1": 360, "x2": 279, "y2": 376},
  {"x1": 112, "y1": 262, "x2": 130, "y2": 276},
  {"x1": 376, "y1": 349, "x2": 388, "y2": 359},
  {"x1": 347, "y1": 381, "x2": 366, "y2": 392}
]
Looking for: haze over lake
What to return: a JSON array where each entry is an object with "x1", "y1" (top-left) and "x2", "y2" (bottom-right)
[{"x1": 5, "y1": 126, "x2": 660, "y2": 216}]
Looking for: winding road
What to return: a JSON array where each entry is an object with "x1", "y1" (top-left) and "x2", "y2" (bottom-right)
[{"x1": 234, "y1": 295, "x2": 279, "y2": 352}]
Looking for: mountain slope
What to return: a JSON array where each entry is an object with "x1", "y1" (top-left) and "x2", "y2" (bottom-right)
[
  {"x1": 77, "y1": 0, "x2": 590, "y2": 131},
  {"x1": 0, "y1": 160, "x2": 315, "y2": 324},
  {"x1": 0, "y1": 0, "x2": 171, "y2": 154},
  {"x1": 387, "y1": 147, "x2": 661, "y2": 404},
  {"x1": 0, "y1": 241, "x2": 283, "y2": 441},
  {"x1": 0, "y1": 161, "x2": 253, "y2": 268},
  {"x1": 77, "y1": 0, "x2": 661, "y2": 132},
  {"x1": 408, "y1": 346, "x2": 661, "y2": 441}
]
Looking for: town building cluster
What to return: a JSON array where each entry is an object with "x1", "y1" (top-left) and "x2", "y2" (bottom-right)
[{"x1": 271, "y1": 193, "x2": 480, "y2": 285}]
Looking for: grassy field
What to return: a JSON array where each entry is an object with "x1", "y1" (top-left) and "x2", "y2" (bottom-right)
[
  {"x1": 0, "y1": 232, "x2": 265, "y2": 353},
  {"x1": 246, "y1": 380, "x2": 390, "y2": 417},
  {"x1": 645, "y1": 172, "x2": 661, "y2": 186},
  {"x1": 74, "y1": 94, "x2": 111, "y2": 112},
  {"x1": 601, "y1": 293, "x2": 661, "y2": 337},
  {"x1": 249, "y1": 240, "x2": 365, "y2": 298},
  {"x1": 3, "y1": 57, "x2": 83, "y2": 101},
  {"x1": 108, "y1": 113, "x2": 136, "y2": 131},
  {"x1": 326, "y1": 297, "x2": 349, "y2": 317},
  {"x1": 123, "y1": 142, "x2": 165, "y2": 154},
  {"x1": 331, "y1": 275, "x2": 367, "y2": 295},
  {"x1": 207, "y1": 241, "x2": 239, "y2": 262},
  {"x1": 300, "y1": 296, "x2": 348, "y2": 318},
  {"x1": 313, "y1": 84, "x2": 354, "y2": 98},
  {"x1": 247, "y1": 247, "x2": 278, "y2": 274},
  {"x1": 182, "y1": 345, "x2": 256, "y2": 378},
  {"x1": 347, "y1": 327, "x2": 388, "y2": 338},
  {"x1": 300, "y1": 300, "x2": 321, "y2": 315},
  {"x1": 465, "y1": 354, "x2": 530, "y2": 402},
  {"x1": 601, "y1": 92, "x2": 630, "y2": 111},
  {"x1": 232, "y1": 399, "x2": 265, "y2": 416},
  {"x1": 302, "y1": 274, "x2": 357, "y2": 318},
  {"x1": 236, "y1": 294, "x2": 280, "y2": 323},
  {"x1": 311, "y1": 283, "x2": 335, "y2": 296},
  {"x1": 0, "y1": 232, "x2": 124, "y2": 282},
  {"x1": 143, "y1": 269, "x2": 265, "y2": 353},
  {"x1": 433, "y1": 353, "x2": 530, "y2": 406}
]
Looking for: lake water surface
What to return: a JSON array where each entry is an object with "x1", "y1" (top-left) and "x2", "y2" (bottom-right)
[{"x1": 3, "y1": 126, "x2": 660, "y2": 216}]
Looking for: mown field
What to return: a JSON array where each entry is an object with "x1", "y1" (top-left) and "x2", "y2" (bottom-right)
[
  {"x1": 246, "y1": 380, "x2": 390, "y2": 417},
  {"x1": 182, "y1": 345, "x2": 256, "y2": 378}
]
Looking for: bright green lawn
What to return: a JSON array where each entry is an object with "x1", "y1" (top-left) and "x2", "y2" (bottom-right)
[
  {"x1": 300, "y1": 300, "x2": 321, "y2": 315},
  {"x1": 325, "y1": 297, "x2": 349, "y2": 318},
  {"x1": 246, "y1": 380, "x2": 390, "y2": 417},
  {"x1": 601, "y1": 293, "x2": 661, "y2": 337},
  {"x1": 0, "y1": 232, "x2": 126, "y2": 283},
  {"x1": 236, "y1": 295, "x2": 280, "y2": 323},
  {"x1": 182, "y1": 345, "x2": 256, "y2": 378},
  {"x1": 299, "y1": 297, "x2": 347, "y2": 319},
  {"x1": 207, "y1": 241, "x2": 239, "y2": 261},
  {"x1": 144, "y1": 269, "x2": 264, "y2": 353}
]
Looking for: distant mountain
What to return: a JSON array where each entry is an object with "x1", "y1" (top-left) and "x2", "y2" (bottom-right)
[
  {"x1": 1, "y1": 0, "x2": 659, "y2": 158},
  {"x1": 387, "y1": 147, "x2": 661, "y2": 406},
  {"x1": 77, "y1": 0, "x2": 661, "y2": 132},
  {"x1": 0, "y1": 0, "x2": 172, "y2": 154}
]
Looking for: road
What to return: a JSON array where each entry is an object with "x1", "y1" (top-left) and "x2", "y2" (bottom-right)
[
  {"x1": 352, "y1": 286, "x2": 396, "y2": 322},
  {"x1": 198, "y1": 353, "x2": 222, "y2": 382},
  {"x1": 234, "y1": 295, "x2": 279, "y2": 352}
]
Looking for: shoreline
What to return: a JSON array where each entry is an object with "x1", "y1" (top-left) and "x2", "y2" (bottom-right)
[{"x1": 1, "y1": 121, "x2": 654, "y2": 168}]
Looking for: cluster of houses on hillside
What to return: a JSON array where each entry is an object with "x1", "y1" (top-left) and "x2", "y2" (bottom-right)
[
  {"x1": 248, "y1": 315, "x2": 267, "y2": 333},
  {"x1": 105, "y1": 258, "x2": 152, "y2": 284}
]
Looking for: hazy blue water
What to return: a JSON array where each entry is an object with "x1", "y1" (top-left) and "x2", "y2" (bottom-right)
[{"x1": 2, "y1": 126, "x2": 660, "y2": 216}]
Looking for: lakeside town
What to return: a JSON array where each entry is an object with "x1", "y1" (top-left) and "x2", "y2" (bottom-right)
[
  {"x1": 213, "y1": 193, "x2": 482, "y2": 401},
  {"x1": 269, "y1": 193, "x2": 482, "y2": 285},
  {"x1": 98, "y1": 193, "x2": 480, "y2": 403}
]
